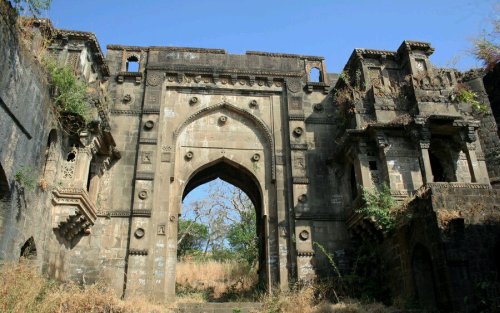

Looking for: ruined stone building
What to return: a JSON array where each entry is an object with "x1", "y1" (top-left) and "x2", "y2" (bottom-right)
[{"x1": 0, "y1": 1, "x2": 499, "y2": 311}]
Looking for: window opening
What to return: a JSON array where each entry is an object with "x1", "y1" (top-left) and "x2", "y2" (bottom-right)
[
  {"x1": 309, "y1": 67, "x2": 321, "y2": 82},
  {"x1": 67, "y1": 152, "x2": 76, "y2": 162},
  {"x1": 126, "y1": 56, "x2": 139, "y2": 72}
]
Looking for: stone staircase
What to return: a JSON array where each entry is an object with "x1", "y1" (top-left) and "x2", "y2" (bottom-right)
[{"x1": 174, "y1": 302, "x2": 262, "y2": 313}]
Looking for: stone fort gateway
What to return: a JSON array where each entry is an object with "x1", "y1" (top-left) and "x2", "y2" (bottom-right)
[{"x1": 1, "y1": 1, "x2": 500, "y2": 311}]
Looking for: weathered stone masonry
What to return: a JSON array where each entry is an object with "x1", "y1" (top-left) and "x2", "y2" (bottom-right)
[{"x1": 0, "y1": 1, "x2": 499, "y2": 311}]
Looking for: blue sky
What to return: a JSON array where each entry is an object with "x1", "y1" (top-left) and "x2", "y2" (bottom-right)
[{"x1": 45, "y1": 0, "x2": 498, "y2": 73}]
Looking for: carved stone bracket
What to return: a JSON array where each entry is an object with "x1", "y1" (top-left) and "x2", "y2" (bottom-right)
[
  {"x1": 129, "y1": 249, "x2": 148, "y2": 256},
  {"x1": 51, "y1": 188, "x2": 97, "y2": 241},
  {"x1": 292, "y1": 177, "x2": 310, "y2": 184}
]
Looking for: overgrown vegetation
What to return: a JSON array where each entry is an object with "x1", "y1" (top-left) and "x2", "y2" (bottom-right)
[
  {"x1": 260, "y1": 285, "x2": 396, "y2": 313},
  {"x1": 356, "y1": 184, "x2": 397, "y2": 232},
  {"x1": 0, "y1": 262, "x2": 168, "y2": 313},
  {"x1": 14, "y1": 166, "x2": 36, "y2": 191},
  {"x1": 43, "y1": 59, "x2": 90, "y2": 121},
  {"x1": 454, "y1": 83, "x2": 488, "y2": 114},
  {"x1": 176, "y1": 259, "x2": 258, "y2": 302},
  {"x1": 472, "y1": 18, "x2": 499, "y2": 71}
]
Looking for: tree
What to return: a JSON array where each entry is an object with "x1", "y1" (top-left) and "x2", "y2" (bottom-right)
[
  {"x1": 227, "y1": 209, "x2": 258, "y2": 265},
  {"x1": 10, "y1": 0, "x2": 51, "y2": 16},
  {"x1": 179, "y1": 179, "x2": 258, "y2": 265},
  {"x1": 177, "y1": 219, "x2": 208, "y2": 257}
]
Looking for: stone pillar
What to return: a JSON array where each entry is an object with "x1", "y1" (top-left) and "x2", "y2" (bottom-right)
[
  {"x1": 463, "y1": 142, "x2": 481, "y2": 183},
  {"x1": 356, "y1": 141, "x2": 373, "y2": 189},
  {"x1": 87, "y1": 162, "x2": 101, "y2": 203},
  {"x1": 76, "y1": 147, "x2": 94, "y2": 188},
  {"x1": 419, "y1": 141, "x2": 433, "y2": 184}
]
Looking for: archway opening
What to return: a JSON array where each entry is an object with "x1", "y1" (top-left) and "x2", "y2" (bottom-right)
[
  {"x1": 177, "y1": 160, "x2": 264, "y2": 301},
  {"x1": 20, "y1": 236, "x2": 37, "y2": 260},
  {"x1": 412, "y1": 244, "x2": 437, "y2": 310}
]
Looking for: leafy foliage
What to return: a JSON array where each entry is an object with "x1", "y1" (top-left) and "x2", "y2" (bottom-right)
[
  {"x1": 177, "y1": 219, "x2": 209, "y2": 257},
  {"x1": 227, "y1": 209, "x2": 258, "y2": 265},
  {"x1": 10, "y1": 0, "x2": 51, "y2": 16},
  {"x1": 14, "y1": 166, "x2": 36, "y2": 191},
  {"x1": 43, "y1": 59, "x2": 90, "y2": 120},
  {"x1": 179, "y1": 180, "x2": 258, "y2": 265},
  {"x1": 455, "y1": 84, "x2": 488, "y2": 114},
  {"x1": 357, "y1": 184, "x2": 397, "y2": 232}
]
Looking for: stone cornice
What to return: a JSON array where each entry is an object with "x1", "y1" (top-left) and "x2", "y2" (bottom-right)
[
  {"x1": 52, "y1": 188, "x2": 97, "y2": 223},
  {"x1": 107, "y1": 45, "x2": 227, "y2": 54},
  {"x1": 147, "y1": 65, "x2": 303, "y2": 78},
  {"x1": 295, "y1": 213, "x2": 345, "y2": 221},
  {"x1": 246, "y1": 51, "x2": 324, "y2": 61}
]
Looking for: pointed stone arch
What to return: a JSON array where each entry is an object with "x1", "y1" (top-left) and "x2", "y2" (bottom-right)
[
  {"x1": 173, "y1": 101, "x2": 276, "y2": 181},
  {"x1": 20, "y1": 236, "x2": 37, "y2": 260}
]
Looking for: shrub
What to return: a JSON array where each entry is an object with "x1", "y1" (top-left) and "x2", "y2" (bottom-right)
[
  {"x1": 43, "y1": 59, "x2": 90, "y2": 121},
  {"x1": 357, "y1": 184, "x2": 396, "y2": 232}
]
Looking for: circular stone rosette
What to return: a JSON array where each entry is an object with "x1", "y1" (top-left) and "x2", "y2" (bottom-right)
[
  {"x1": 146, "y1": 73, "x2": 162, "y2": 86},
  {"x1": 287, "y1": 78, "x2": 301, "y2": 93}
]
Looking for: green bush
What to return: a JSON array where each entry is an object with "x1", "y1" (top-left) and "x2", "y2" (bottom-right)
[
  {"x1": 43, "y1": 59, "x2": 90, "y2": 121},
  {"x1": 14, "y1": 166, "x2": 36, "y2": 191},
  {"x1": 357, "y1": 184, "x2": 397, "y2": 232}
]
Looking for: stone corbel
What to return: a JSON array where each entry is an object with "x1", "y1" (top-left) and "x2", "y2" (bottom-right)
[
  {"x1": 51, "y1": 188, "x2": 97, "y2": 241},
  {"x1": 248, "y1": 76, "x2": 255, "y2": 86}
]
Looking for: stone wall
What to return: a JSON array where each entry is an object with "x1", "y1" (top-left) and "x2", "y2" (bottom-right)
[
  {"x1": 1, "y1": 2, "x2": 499, "y2": 308},
  {"x1": 0, "y1": 0, "x2": 56, "y2": 268},
  {"x1": 377, "y1": 185, "x2": 500, "y2": 312}
]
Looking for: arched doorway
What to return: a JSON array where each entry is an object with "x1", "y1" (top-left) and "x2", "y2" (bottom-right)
[
  {"x1": 180, "y1": 159, "x2": 267, "y2": 293},
  {"x1": 163, "y1": 102, "x2": 278, "y2": 300},
  {"x1": 412, "y1": 244, "x2": 438, "y2": 310}
]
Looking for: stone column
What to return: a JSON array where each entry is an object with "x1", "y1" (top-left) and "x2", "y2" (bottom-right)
[
  {"x1": 419, "y1": 141, "x2": 433, "y2": 184},
  {"x1": 463, "y1": 142, "x2": 481, "y2": 183},
  {"x1": 356, "y1": 141, "x2": 373, "y2": 189},
  {"x1": 76, "y1": 146, "x2": 94, "y2": 188}
]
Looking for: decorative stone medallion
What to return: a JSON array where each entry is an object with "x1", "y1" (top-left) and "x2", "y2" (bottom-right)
[
  {"x1": 146, "y1": 73, "x2": 162, "y2": 86},
  {"x1": 189, "y1": 97, "x2": 199, "y2": 105},
  {"x1": 287, "y1": 78, "x2": 301, "y2": 93},
  {"x1": 138, "y1": 189, "x2": 148, "y2": 200},
  {"x1": 249, "y1": 99, "x2": 258, "y2": 109},
  {"x1": 252, "y1": 153, "x2": 261, "y2": 162},
  {"x1": 218, "y1": 115, "x2": 228, "y2": 125},
  {"x1": 144, "y1": 120, "x2": 155, "y2": 130},
  {"x1": 293, "y1": 127, "x2": 304, "y2": 137},
  {"x1": 299, "y1": 230, "x2": 309, "y2": 241},
  {"x1": 185, "y1": 151, "x2": 194, "y2": 160},
  {"x1": 134, "y1": 228, "x2": 145, "y2": 239}
]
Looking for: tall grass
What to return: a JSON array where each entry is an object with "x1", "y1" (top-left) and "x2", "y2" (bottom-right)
[
  {"x1": 176, "y1": 259, "x2": 258, "y2": 301},
  {"x1": 0, "y1": 261, "x2": 168, "y2": 313}
]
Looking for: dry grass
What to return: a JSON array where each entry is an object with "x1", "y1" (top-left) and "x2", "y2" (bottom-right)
[
  {"x1": 1, "y1": 262, "x2": 395, "y2": 312},
  {"x1": 260, "y1": 287, "x2": 396, "y2": 313},
  {"x1": 0, "y1": 261, "x2": 169, "y2": 313},
  {"x1": 176, "y1": 259, "x2": 258, "y2": 300}
]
